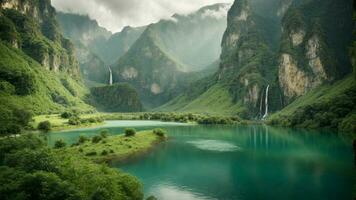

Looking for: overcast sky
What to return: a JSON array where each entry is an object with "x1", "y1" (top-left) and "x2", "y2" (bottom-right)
[{"x1": 52, "y1": 0, "x2": 233, "y2": 33}]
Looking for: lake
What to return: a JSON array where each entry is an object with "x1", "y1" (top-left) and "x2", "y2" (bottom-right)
[{"x1": 48, "y1": 121, "x2": 356, "y2": 200}]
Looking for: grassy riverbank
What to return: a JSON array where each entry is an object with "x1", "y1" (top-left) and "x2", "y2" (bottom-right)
[
  {"x1": 32, "y1": 114, "x2": 105, "y2": 131},
  {"x1": 58, "y1": 130, "x2": 166, "y2": 163},
  {"x1": 32, "y1": 112, "x2": 244, "y2": 132}
]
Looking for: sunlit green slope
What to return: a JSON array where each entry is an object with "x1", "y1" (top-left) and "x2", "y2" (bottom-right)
[{"x1": 0, "y1": 42, "x2": 93, "y2": 114}]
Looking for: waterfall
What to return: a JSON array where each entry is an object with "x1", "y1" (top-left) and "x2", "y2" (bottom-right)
[
  {"x1": 259, "y1": 89, "x2": 264, "y2": 117},
  {"x1": 108, "y1": 67, "x2": 113, "y2": 85},
  {"x1": 262, "y1": 85, "x2": 270, "y2": 119}
]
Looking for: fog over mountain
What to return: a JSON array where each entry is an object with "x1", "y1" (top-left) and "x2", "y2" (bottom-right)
[{"x1": 52, "y1": 0, "x2": 233, "y2": 32}]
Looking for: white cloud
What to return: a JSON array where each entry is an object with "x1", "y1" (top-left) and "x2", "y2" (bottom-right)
[
  {"x1": 52, "y1": 0, "x2": 233, "y2": 32},
  {"x1": 201, "y1": 4, "x2": 231, "y2": 19}
]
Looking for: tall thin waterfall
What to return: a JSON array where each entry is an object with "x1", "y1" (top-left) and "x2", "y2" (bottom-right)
[
  {"x1": 108, "y1": 67, "x2": 113, "y2": 85},
  {"x1": 262, "y1": 85, "x2": 270, "y2": 119}
]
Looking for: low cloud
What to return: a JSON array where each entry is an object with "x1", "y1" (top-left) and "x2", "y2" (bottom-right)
[
  {"x1": 52, "y1": 0, "x2": 233, "y2": 32},
  {"x1": 201, "y1": 4, "x2": 231, "y2": 19}
]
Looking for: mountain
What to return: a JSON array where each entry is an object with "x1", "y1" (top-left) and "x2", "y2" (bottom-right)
[
  {"x1": 56, "y1": 13, "x2": 111, "y2": 84},
  {"x1": 160, "y1": 0, "x2": 355, "y2": 127},
  {"x1": 57, "y1": 12, "x2": 111, "y2": 55},
  {"x1": 0, "y1": 0, "x2": 93, "y2": 116},
  {"x1": 150, "y1": 3, "x2": 230, "y2": 71},
  {"x1": 57, "y1": 13, "x2": 146, "y2": 85},
  {"x1": 269, "y1": 0, "x2": 355, "y2": 132},
  {"x1": 112, "y1": 3, "x2": 230, "y2": 108},
  {"x1": 159, "y1": 0, "x2": 283, "y2": 117},
  {"x1": 100, "y1": 26, "x2": 146, "y2": 65},
  {"x1": 112, "y1": 26, "x2": 187, "y2": 108},
  {"x1": 278, "y1": 0, "x2": 353, "y2": 104},
  {"x1": 0, "y1": 0, "x2": 80, "y2": 77}
]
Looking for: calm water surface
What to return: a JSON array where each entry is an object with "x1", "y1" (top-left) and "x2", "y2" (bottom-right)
[{"x1": 49, "y1": 121, "x2": 356, "y2": 200}]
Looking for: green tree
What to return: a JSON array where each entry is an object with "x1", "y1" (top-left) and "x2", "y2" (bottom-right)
[
  {"x1": 38, "y1": 121, "x2": 51, "y2": 132},
  {"x1": 125, "y1": 128, "x2": 136, "y2": 137},
  {"x1": 54, "y1": 139, "x2": 66, "y2": 149}
]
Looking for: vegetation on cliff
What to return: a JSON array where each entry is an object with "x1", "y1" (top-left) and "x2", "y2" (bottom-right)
[{"x1": 89, "y1": 84, "x2": 143, "y2": 112}]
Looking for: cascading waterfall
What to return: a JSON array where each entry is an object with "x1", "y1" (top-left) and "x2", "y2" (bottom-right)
[
  {"x1": 259, "y1": 89, "x2": 264, "y2": 118},
  {"x1": 262, "y1": 85, "x2": 270, "y2": 119},
  {"x1": 108, "y1": 67, "x2": 113, "y2": 85}
]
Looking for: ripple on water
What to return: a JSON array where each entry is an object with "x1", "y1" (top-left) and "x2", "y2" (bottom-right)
[{"x1": 187, "y1": 140, "x2": 242, "y2": 152}]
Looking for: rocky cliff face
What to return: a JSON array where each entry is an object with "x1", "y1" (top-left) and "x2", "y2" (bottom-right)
[
  {"x1": 218, "y1": 0, "x2": 282, "y2": 116},
  {"x1": 112, "y1": 26, "x2": 186, "y2": 108},
  {"x1": 217, "y1": 0, "x2": 353, "y2": 114},
  {"x1": 278, "y1": 0, "x2": 353, "y2": 103},
  {"x1": 0, "y1": 0, "x2": 80, "y2": 78}
]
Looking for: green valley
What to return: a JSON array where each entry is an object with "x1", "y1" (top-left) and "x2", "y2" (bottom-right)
[{"x1": 0, "y1": 0, "x2": 355, "y2": 199}]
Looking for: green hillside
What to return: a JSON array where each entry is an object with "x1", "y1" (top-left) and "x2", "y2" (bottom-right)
[
  {"x1": 269, "y1": 75, "x2": 356, "y2": 133},
  {"x1": 158, "y1": 84, "x2": 244, "y2": 116},
  {"x1": 0, "y1": 41, "x2": 93, "y2": 114}
]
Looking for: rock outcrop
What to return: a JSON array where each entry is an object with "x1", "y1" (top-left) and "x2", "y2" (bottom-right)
[
  {"x1": 0, "y1": 0, "x2": 80, "y2": 78},
  {"x1": 278, "y1": 0, "x2": 353, "y2": 103}
]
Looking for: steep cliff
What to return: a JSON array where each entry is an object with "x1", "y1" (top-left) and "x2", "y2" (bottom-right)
[
  {"x1": 89, "y1": 84, "x2": 143, "y2": 112},
  {"x1": 112, "y1": 26, "x2": 186, "y2": 108},
  {"x1": 161, "y1": 0, "x2": 354, "y2": 121},
  {"x1": 100, "y1": 26, "x2": 146, "y2": 65},
  {"x1": 278, "y1": 0, "x2": 353, "y2": 103},
  {"x1": 0, "y1": 0, "x2": 80, "y2": 78},
  {"x1": 217, "y1": 0, "x2": 282, "y2": 117},
  {"x1": 0, "y1": 0, "x2": 92, "y2": 115}
]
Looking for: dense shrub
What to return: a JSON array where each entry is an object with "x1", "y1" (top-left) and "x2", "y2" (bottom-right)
[
  {"x1": 125, "y1": 128, "x2": 136, "y2": 137},
  {"x1": 0, "y1": 133, "x2": 144, "y2": 200},
  {"x1": 153, "y1": 128, "x2": 166, "y2": 137},
  {"x1": 100, "y1": 129, "x2": 110, "y2": 138},
  {"x1": 78, "y1": 135, "x2": 89, "y2": 144},
  {"x1": 269, "y1": 86, "x2": 356, "y2": 133},
  {"x1": 60, "y1": 111, "x2": 73, "y2": 119},
  {"x1": 85, "y1": 151, "x2": 97, "y2": 156},
  {"x1": 37, "y1": 121, "x2": 51, "y2": 132},
  {"x1": 91, "y1": 135, "x2": 102, "y2": 143},
  {"x1": 54, "y1": 139, "x2": 66, "y2": 149},
  {"x1": 68, "y1": 116, "x2": 80, "y2": 125},
  {"x1": 0, "y1": 107, "x2": 32, "y2": 136},
  {"x1": 101, "y1": 150, "x2": 108, "y2": 156},
  {"x1": 0, "y1": 81, "x2": 15, "y2": 94}
]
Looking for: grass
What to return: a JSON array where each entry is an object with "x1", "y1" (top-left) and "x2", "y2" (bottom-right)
[
  {"x1": 157, "y1": 84, "x2": 244, "y2": 116},
  {"x1": 59, "y1": 130, "x2": 165, "y2": 163},
  {"x1": 32, "y1": 114, "x2": 104, "y2": 131},
  {"x1": 270, "y1": 75, "x2": 355, "y2": 118},
  {"x1": 0, "y1": 42, "x2": 94, "y2": 115}
]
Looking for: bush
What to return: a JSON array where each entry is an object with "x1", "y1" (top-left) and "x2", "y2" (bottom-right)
[
  {"x1": 146, "y1": 196, "x2": 158, "y2": 200},
  {"x1": 124, "y1": 128, "x2": 136, "y2": 137},
  {"x1": 60, "y1": 111, "x2": 73, "y2": 119},
  {"x1": 54, "y1": 139, "x2": 66, "y2": 149},
  {"x1": 153, "y1": 128, "x2": 166, "y2": 137},
  {"x1": 85, "y1": 151, "x2": 97, "y2": 156},
  {"x1": 37, "y1": 121, "x2": 51, "y2": 132},
  {"x1": 99, "y1": 129, "x2": 109, "y2": 138},
  {"x1": 101, "y1": 150, "x2": 108, "y2": 156},
  {"x1": 68, "y1": 116, "x2": 80, "y2": 125},
  {"x1": 78, "y1": 135, "x2": 89, "y2": 144},
  {"x1": 91, "y1": 135, "x2": 102, "y2": 143}
]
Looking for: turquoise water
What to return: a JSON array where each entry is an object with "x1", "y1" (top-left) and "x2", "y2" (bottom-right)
[{"x1": 49, "y1": 121, "x2": 356, "y2": 200}]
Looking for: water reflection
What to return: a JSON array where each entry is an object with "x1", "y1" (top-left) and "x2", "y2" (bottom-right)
[{"x1": 47, "y1": 122, "x2": 355, "y2": 200}]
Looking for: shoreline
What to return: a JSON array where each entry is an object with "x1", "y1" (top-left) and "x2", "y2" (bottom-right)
[{"x1": 57, "y1": 130, "x2": 167, "y2": 163}]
